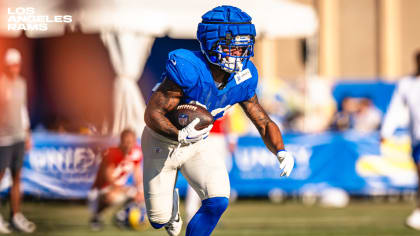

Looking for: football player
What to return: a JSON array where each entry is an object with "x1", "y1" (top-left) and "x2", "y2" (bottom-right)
[
  {"x1": 88, "y1": 128, "x2": 144, "y2": 231},
  {"x1": 381, "y1": 50, "x2": 420, "y2": 230},
  {"x1": 142, "y1": 5, "x2": 294, "y2": 236}
]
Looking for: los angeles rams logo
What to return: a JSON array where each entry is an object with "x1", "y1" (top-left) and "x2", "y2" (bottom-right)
[{"x1": 178, "y1": 113, "x2": 189, "y2": 127}]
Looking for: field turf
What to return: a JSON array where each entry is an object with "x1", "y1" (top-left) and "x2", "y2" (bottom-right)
[{"x1": 1, "y1": 199, "x2": 419, "y2": 236}]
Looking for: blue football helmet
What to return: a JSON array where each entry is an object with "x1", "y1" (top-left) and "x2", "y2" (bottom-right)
[{"x1": 197, "y1": 5, "x2": 257, "y2": 73}]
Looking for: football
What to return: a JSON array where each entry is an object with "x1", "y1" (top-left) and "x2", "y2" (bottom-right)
[
  {"x1": 113, "y1": 201, "x2": 149, "y2": 231},
  {"x1": 168, "y1": 104, "x2": 214, "y2": 130}
]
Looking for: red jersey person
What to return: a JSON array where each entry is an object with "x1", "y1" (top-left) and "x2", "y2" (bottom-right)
[{"x1": 88, "y1": 128, "x2": 144, "y2": 230}]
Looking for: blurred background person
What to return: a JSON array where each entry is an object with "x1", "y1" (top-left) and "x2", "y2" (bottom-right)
[
  {"x1": 353, "y1": 97, "x2": 382, "y2": 133},
  {"x1": 88, "y1": 128, "x2": 144, "y2": 231},
  {"x1": 331, "y1": 96, "x2": 382, "y2": 133},
  {"x1": 0, "y1": 48, "x2": 35, "y2": 234},
  {"x1": 330, "y1": 96, "x2": 359, "y2": 131},
  {"x1": 381, "y1": 50, "x2": 420, "y2": 230}
]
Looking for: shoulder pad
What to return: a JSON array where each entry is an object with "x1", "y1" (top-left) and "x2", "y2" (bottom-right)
[{"x1": 166, "y1": 49, "x2": 201, "y2": 91}]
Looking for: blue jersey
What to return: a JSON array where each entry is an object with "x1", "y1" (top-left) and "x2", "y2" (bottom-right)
[{"x1": 163, "y1": 49, "x2": 258, "y2": 120}]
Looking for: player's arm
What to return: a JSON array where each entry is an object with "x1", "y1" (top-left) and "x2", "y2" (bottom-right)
[
  {"x1": 133, "y1": 163, "x2": 144, "y2": 202},
  {"x1": 104, "y1": 161, "x2": 118, "y2": 187},
  {"x1": 240, "y1": 94, "x2": 294, "y2": 177},
  {"x1": 239, "y1": 95, "x2": 284, "y2": 153},
  {"x1": 145, "y1": 77, "x2": 213, "y2": 143},
  {"x1": 22, "y1": 82, "x2": 32, "y2": 151},
  {"x1": 144, "y1": 78, "x2": 182, "y2": 139},
  {"x1": 98, "y1": 151, "x2": 119, "y2": 188}
]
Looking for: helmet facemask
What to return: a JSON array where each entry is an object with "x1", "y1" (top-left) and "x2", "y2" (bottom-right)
[{"x1": 204, "y1": 34, "x2": 254, "y2": 73}]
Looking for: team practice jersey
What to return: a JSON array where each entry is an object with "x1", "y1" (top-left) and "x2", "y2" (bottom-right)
[
  {"x1": 163, "y1": 49, "x2": 258, "y2": 120},
  {"x1": 92, "y1": 146, "x2": 143, "y2": 190}
]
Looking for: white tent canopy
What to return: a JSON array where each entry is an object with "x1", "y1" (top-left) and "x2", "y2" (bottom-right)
[
  {"x1": 1, "y1": 0, "x2": 318, "y2": 38},
  {"x1": 101, "y1": 31, "x2": 154, "y2": 135},
  {"x1": 1, "y1": 0, "x2": 318, "y2": 136}
]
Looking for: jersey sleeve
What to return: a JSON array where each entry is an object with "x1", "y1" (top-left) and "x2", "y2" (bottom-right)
[
  {"x1": 165, "y1": 50, "x2": 200, "y2": 92},
  {"x1": 20, "y1": 80, "x2": 30, "y2": 130},
  {"x1": 244, "y1": 62, "x2": 259, "y2": 101}
]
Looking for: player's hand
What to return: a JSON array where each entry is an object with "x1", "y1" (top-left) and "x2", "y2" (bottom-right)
[
  {"x1": 276, "y1": 150, "x2": 294, "y2": 177},
  {"x1": 178, "y1": 118, "x2": 213, "y2": 144}
]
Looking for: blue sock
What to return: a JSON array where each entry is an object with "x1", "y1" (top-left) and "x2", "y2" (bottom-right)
[{"x1": 186, "y1": 197, "x2": 229, "y2": 236}]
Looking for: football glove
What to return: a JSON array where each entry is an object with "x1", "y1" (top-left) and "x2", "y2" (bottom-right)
[
  {"x1": 178, "y1": 118, "x2": 213, "y2": 144},
  {"x1": 276, "y1": 150, "x2": 294, "y2": 177}
]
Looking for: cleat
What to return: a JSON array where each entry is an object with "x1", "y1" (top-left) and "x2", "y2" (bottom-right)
[
  {"x1": 89, "y1": 217, "x2": 104, "y2": 231},
  {"x1": 0, "y1": 215, "x2": 11, "y2": 234},
  {"x1": 11, "y1": 213, "x2": 36, "y2": 233},
  {"x1": 406, "y1": 209, "x2": 420, "y2": 230}
]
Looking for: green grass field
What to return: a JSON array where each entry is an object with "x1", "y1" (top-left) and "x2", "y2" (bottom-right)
[{"x1": 1, "y1": 199, "x2": 419, "y2": 236}]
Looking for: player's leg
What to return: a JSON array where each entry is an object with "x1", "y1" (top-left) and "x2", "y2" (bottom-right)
[
  {"x1": 0, "y1": 145, "x2": 12, "y2": 233},
  {"x1": 0, "y1": 144, "x2": 12, "y2": 187},
  {"x1": 141, "y1": 127, "x2": 181, "y2": 230},
  {"x1": 10, "y1": 168, "x2": 21, "y2": 216},
  {"x1": 0, "y1": 144, "x2": 11, "y2": 184},
  {"x1": 88, "y1": 186, "x2": 129, "y2": 230},
  {"x1": 163, "y1": 188, "x2": 182, "y2": 236},
  {"x1": 184, "y1": 134, "x2": 230, "y2": 225},
  {"x1": 181, "y1": 141, "x2": 230, "y2": 236},
  {"x1": 406, "y1": 143, "x2": 420, "y2": 230},
  {"x1": 185, "y1": 184, "x2": 201, "y2": 223},
  {"x1": 9, "y1": 141, "x2": 35, "y2": 233},
  {"x1": 87, "y1": 188, "x2": 104, "y2": 231}
]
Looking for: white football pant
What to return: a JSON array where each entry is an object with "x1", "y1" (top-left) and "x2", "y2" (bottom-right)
[
  {"x1": 184, "y1": 133, "x2": 231, "y2": 223},
  {"x1": 141, "y1": 127, "x2": 230, "y2": 224}
]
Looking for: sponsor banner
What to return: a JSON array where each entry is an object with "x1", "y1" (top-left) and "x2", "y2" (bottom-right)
[
  {"x1": 18, "y1": 132, "x2": 115, "y2": 198},
  {"x1": 1, "y1": 131, "x2": 415, "y2": 199},
  {"x1": 225, "y1": 131, "x2": 416, "y2": 197}
]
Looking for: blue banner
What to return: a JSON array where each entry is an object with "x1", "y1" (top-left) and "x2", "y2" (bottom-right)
[
  {"x1": 227, "y1": 131, "x2": 416, "y2": 197},
  {"x1": 21, "y1": 132, "x2": 116, "y2": 198},
  {"x1": 177, "y1": 131, "x2": 416, "y2": 197},
  {"x1": 1, "y1": 131, "x2": 415, "y2": 199}
]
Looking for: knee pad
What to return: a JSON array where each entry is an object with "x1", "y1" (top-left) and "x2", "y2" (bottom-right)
[{"x1": 202, "y1": 197, "x2": 229, "y2": 216}]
